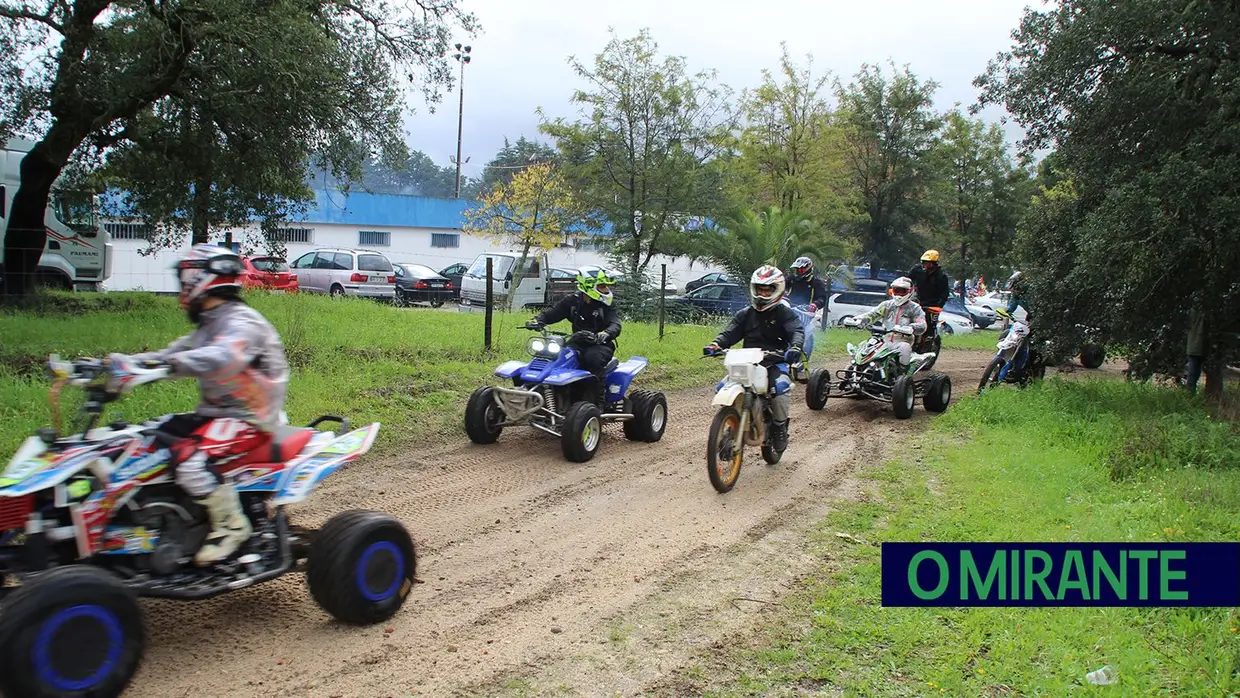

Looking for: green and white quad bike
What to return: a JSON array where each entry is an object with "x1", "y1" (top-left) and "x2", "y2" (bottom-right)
[{"x1": 834, "y1": 320, "x2": 952, "y2": 419}]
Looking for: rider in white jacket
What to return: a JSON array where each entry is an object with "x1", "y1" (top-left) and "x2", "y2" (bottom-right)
[{"x1": 852, "y1": 277, "x2": 929, "y2": 373}]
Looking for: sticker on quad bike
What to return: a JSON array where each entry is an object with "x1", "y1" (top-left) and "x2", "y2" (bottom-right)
[
  {"x1": 0, "y1": 444, "x2": 98, "y2": 494},
  {"x1": 271, "y1": 423, "x2": 379, "y2": 505},
  {"x1": 98, "y1": 525, "x2": 159, "y2": 554}
]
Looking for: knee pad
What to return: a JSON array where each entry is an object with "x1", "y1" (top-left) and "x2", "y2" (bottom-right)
[{"x1": 774, "y1": 374, "x2": 793, "y2": 395}]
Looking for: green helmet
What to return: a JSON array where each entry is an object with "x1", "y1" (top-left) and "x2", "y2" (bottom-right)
[{"x1": 576, "y1": 266, "x2": 617, "y2": 305}]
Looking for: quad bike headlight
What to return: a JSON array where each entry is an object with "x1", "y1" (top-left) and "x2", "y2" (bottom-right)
[
  {"x1": 528, "y1": 338, "x2": 546, "y2": 355},
  {"x1": 545, "y1": 340, "x2": 562, "y2": 354}
]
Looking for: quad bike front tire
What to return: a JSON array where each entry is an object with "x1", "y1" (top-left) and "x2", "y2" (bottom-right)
[
  {"x1": 0, "y1": 565, "x2": 147, "y2": 698},
  {"x1": 892, "y1": 375, "x2": 916, "y2": 419},
  {"x1": 806, "y1": 368, "x2": 831, "y2": 410},
  {"x1": 623, "y1": 389, "x2": 668, "y2": 443},
  {"x1": 707, "y1": 405, "x2": 744, "y2": 493},
  {"x1": 562, "y1": 402, "x2": 603, "y2": 462},
  {"x1": 924, "y1": 373, "x2": 952, "y2": 413},
  {"x1": 307, "y1": 510, "x2": 417, "y2": 626},
  {"x1": 465, "y1": 386, "x2": 504, "y2": 445}
]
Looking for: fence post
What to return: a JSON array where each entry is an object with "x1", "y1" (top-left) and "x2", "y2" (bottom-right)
[
  {"x1": 658, "y1": 263, "x2": 667, "y2": 340},
  {"x1": 485, "y1": 256, "x2": 493, "y2": 351}
]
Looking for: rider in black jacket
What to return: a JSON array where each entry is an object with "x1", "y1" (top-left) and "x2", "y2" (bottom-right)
[
  {"x1": 907, "y1": 249, "x2": 950, "y2": 350},
  {"x1": 785, "y1": 256, "x2": 832, "y2": 314},
  {"x1": 703, "y1": 265, "x2": 804, "y2": 452},
  {"x1": 528, "y1": 266, "x2": 621, "y2": 378}
]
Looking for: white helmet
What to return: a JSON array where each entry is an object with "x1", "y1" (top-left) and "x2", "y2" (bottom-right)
[
  {"x1": 749, "y1": 265, "x2": 786, "y2": 311},
  {"x1": 888, "y1": 276, "x2": 915, "y2": 307},
  {"x1": 174, "y1": 243, "x2": 244, "y2": 317}
]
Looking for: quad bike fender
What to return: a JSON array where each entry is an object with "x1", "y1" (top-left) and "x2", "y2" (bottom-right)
[
  {"x1": 713, "y1": 383, "x2": 746, "y2": 408},
  {"x1": 603, "y1": 357, "x2": 649, "y2": 399},
  {"x1": 543, "y1": 368, "x2": 595, "y2": 386},
  {"x1": 272, "y1": 422, "x2": 381, "y2": 505},
  {"x1": 494, "y1": 360, "x2": 528, "y2": 378},
  {"x1": 0, "y1": 441, "x2": 104, "y2": 496}
]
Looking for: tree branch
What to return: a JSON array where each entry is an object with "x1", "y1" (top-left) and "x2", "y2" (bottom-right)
[{"x1": 0, "y1": 3, "x2": 66, "y2": 34}]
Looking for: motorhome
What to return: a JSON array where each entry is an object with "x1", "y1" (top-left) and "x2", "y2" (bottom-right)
[{"x1": 1, "y1": 139, "x2": 111, "y2": 290}]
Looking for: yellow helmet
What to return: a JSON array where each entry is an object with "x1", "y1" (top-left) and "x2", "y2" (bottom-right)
[{"x1": 920, "y1": 249, "x2": 940, "y2": 263}]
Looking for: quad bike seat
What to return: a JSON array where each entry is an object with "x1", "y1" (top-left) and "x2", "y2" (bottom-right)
[{"x1": 230, "y1": 424, "x2": 316, "y2": 466}]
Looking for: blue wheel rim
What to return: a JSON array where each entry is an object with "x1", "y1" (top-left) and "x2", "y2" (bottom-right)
[
  {"x1": 356, "y1": 540, "x2": 404, "y2": 602},
  {"x1": 33, "y1": 604, "x2": 123, "y2": 691}
]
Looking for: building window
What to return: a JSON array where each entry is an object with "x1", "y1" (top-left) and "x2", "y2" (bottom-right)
[
  {"x1": 431, "y1": 233, "x2": 460, "y2": 248},
  {"x1": 266, "y1": 227, "x2": 314, "y2": 244},
  {"x1": 103, "y1": 222, "x2": 153, "y2": 240},
  {"x1": 358, "y1": 230, "x2": 390, "y2": 247}
]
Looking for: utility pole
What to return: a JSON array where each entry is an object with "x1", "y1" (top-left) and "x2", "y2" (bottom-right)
[{"x1": 453, "y1": 43, "x2": 472, "y2": 198}]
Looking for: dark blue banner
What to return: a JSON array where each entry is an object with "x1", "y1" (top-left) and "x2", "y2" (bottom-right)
[{"x1": 881, "y1": 543, "x2": 1240, "y2": 607}]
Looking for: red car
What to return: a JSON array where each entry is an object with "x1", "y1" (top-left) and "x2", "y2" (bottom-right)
[{"x1": 240, "y1": 256, "x2": 299, "y2": 293}]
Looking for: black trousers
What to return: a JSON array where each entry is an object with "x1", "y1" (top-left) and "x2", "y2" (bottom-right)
[{"x1": 575, "y1": 342, "x2": 615, "y2": 376}]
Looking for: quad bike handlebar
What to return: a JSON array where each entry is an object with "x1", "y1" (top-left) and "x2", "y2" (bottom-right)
[{"x1": 44, "y1": 354, "x2": 173, "y2": 438}]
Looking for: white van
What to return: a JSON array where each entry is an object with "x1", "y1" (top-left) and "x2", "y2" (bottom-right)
[{"x1": 459, "y1": 251, "x2": 577, "y2": 309}]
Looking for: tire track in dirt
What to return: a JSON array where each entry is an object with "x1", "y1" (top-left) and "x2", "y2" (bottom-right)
[{"x1": 125, "y1": 350, "x2": 996, "y2": 698}]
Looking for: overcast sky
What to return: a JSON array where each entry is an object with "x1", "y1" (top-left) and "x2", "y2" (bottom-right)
[{"x1": 402, "y1": 0, "x2": 1038, "y2": 174}]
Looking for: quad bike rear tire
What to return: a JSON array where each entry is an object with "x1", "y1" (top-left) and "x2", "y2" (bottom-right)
[
  {"x1": 562, "y1": 402, "x2": 603, "y2": 462},
  {"x1": 623, "y1": 389, "x2": 668, "y2": 443},
  {"x1": 806, "y1": 368, "x2": 831, "y2": 410},
  {"x1": 892, "y1": 375, "x2": 916, "y2": 419},
  {"x1": 924, "y1": 374, "x2": 952, "y2": 413},
  {"x1": 0, "y1": 565, "x2": 147, "y2": 698},
  {"x1": 1079, "y1": 343, "x2": 1106, "y2": 369},
  {"x1": 306, "y1": 510, "x2": 417, "y2": 626},
  {"x1": 465, "y1": 386, "x2": 504, "y2": 445}
]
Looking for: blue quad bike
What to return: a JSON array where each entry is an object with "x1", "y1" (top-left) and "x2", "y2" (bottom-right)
[{"x1": 464, "y1": 327, "x2": 669, "y2": 462}]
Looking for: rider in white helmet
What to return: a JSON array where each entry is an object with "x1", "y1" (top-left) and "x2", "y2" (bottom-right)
[
  {"x1": 112, "y1": 243, "x2": 291, "y2": 566},
  {"x1": 852, "y1": 276, "x2": 929, "y2": 373}
]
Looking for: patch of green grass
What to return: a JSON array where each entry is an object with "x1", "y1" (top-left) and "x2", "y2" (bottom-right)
[
  {"x1": 2, "y1": 292, "x2": 943, "y2": 458},
  {"x1": 697, "y1": 377, "x2": 1240, "y2": 697}
]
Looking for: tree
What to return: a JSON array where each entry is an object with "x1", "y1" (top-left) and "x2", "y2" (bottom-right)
[
  {"x1": 355, "y1": 151, "x2": 473, "y2": 198},
  {"x1": 975, "y1": 0, "x2": 1240, "y2": 398},
  {"x1": 699, "y1": 205, "x2": 851, "y2": 284},
  {"x1": 479, "y1": 136, "x2": 558, "y2": 192},
  {"x1": 96, "y1": 0, "x2": 414, "y2": 253},
  {"x1": 462, "y1": 161, "x2": 582, "y2": 308},
  {"x1": 539, "y1": 28, "x2": 737, "y2": 281},
  {"x1": 835, "y1": 62, "x2": 945, "y2": 275},
  {"x1": 729, "y1": 43, "x2": 857, "y2": 228},
  {"x1": 0, "y1": 0, "x2": 477, "y2": 296}
]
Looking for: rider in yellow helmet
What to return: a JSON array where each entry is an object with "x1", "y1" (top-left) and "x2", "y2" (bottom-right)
[{"x1": 907, "y1": 249, "x2": 950, "y2": 351}]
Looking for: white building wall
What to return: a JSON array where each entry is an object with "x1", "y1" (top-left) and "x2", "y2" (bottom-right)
[{"x1": 102, "y1": 221, "x2": 723, "y2": 294}]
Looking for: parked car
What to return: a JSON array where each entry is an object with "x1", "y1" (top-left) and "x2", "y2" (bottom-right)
[
  {"x1": 826, "y1": 290, "x2": 890, "y2": 327},
  {"x1": 943, "y1": 296, "x2": 995, "y2": 329},
  {"x1": 239, "y1": 256, "x2": 298, "y2": 293},
  {"x1": 668, "y1": 282, "x2": 749, "y2": 317},
  {"x1": 684, "y1": 272, "x2": 736, "y2": 294},
  {"x1": 438, "y1": 262, "x2": 467, "y2": 300},
  {"x1": 972, "y1": 291, "x2": 1027, "y2": 323},
  {"x1": 458, "y1": 252, "x2": 578, "y2": 309},
  {"x1": 394, "y1": 263, "x2": 454, "y2": 307},
  {"x1": 288, "y1": 248, "x2": 396, "y2": 299}
]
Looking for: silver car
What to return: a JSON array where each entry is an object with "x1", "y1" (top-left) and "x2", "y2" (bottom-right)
[{"x1": 288, "y1": 248, "x2": 396, "y2": 299}]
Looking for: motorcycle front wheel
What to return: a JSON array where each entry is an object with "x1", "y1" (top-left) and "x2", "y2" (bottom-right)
[
  {"x1": 707, "y1": 405, "x2": 745, "y2": 493},
  {"x1": 978, "y1": 356, "x2": 1005, "y2": 393}
]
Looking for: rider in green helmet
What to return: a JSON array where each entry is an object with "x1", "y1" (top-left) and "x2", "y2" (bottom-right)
[{"x1": 527, "y1": 266, "x2": 623, "y2": 378}]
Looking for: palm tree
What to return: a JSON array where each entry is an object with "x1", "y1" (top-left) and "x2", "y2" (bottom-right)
[{"x1": 702, "y1": 205, "x2": 852, "y2": 287}]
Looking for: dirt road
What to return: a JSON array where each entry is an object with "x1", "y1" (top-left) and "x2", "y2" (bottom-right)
[{"x1": 128, "y1": 350, "x2": 998, "y2": 698}]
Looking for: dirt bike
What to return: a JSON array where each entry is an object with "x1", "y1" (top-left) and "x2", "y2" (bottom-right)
[
  {"x1": 0, "y1": 355, "x2": 416, "y2": 698},
  {"x1": 703, "y1": 347, "x2": 795, "y2": 493},
  {"x1": 978, "y1": 309, "x2": 1047, "y2": 391},
  {"x1": 465, "y1": 326, "x2": 668, "y2": 463},
  {"x1": 835, "y1": 319, "x2": 952, "y2": 419}
]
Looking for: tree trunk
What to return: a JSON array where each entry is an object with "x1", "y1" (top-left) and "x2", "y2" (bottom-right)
[
  {"x1": 1204, "y1": 342, "x2": 1226, "y2": 403},
  {"x1": 2, "y1": 124, "x2": 88, "y2": 296},
  {"x1": 192, "y1": 174, "x2": 212, "y2": 245}
]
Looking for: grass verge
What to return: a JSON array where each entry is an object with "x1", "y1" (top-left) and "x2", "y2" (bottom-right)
[
  {"x1": 0, "y1": 291, "x2": 991, "y2": 457},
  {"x1": 679, "y1": 377, "x2": 1240, "y2": 697}
]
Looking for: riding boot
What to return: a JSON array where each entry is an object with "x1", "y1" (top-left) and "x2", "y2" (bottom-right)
[
  {"x1": 193, "y1": 483, "x2": 253, "y2": 566},
  {"x1": 771, "y1": 419, "x2": 789, "y2": 452}
]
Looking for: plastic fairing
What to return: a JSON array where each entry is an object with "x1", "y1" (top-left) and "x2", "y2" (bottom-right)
[
  {"x1": 713, "y1": 383, "x2": 745, "y2": 407},
  {"x1": 602, "y1": 357, "x2": 648, "y2": 397},
  {"x1": 270, "y1": 422, "x2": 380, "y2": 505},
  {"x1": 494, "y1": 360, "x2": 529, "y2": 378}
]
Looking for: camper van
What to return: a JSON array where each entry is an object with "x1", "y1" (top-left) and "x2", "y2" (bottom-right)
[{"x1": 1, "y1": 139, "x2": 111, "y2": 290}]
